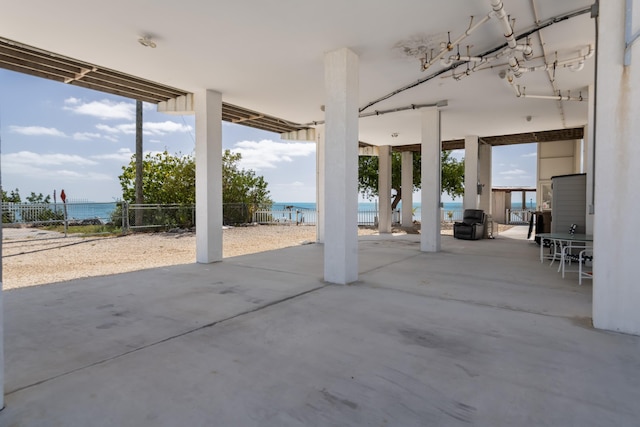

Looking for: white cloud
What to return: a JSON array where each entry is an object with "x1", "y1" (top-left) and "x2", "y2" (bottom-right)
[
  {"x1": 64, "y1": 97, "x2": 80, "y2": 105},
  {"x1": 55, "y1": 170, "x2": 112, "y2": 181},
  {"x1": 3, "y1": 151, "x2": 97, "y2": 167},
  {"x1": 96, "y1": 124, "x2": 120, "y2": 133},
  {"x1": 90, "y1": 148, "x2": 165, "y2": 162},
  {"x1": 91, "y1": 148, "x2": 134, "y2": 162},
  {"x1": 500, "y1": 168, "x2": 526, "y2": 175},
  {"x1": 144, "y1": 121, "x2": 192, "y2": 135},
  {"x1": 1, "y1": 151, "x2": 108, "y2": 182},
  {"x1": 64, "y1": 99, "x2": 135, "y2": 120},
  {"x1": 522, "y1": 151, "x2": 537, "y2": 157},
  {"x1": 9, "y1": 126, "x2": 66, "y2": 137},
  {"x1": 231, "y1": 140, "x2": 316, "y2": 170},
  {"x1": 95, "y1": 121, "x2": 192, "y2": 136},
  {"x1": 73, "y1": 132, "x2": 101, "y2": 141}
]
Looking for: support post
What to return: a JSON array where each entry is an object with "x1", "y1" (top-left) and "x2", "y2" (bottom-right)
[
  {"x1": 464, "y1": 135, "x2": 479, "y2": 210},
  {"x1": 420, "y1": 107, "x2": 441, "y2": 252},
  {"x1": 195, "y1": 90, "x2": 223, "y2": 263},
  {"x1": 316, "y1": 125, "x2": 325, "y2": 243},
  {"x1": 593, "y1": 1, "x2": 640, "y2": 335},
  {"x1": 378, "y1": 145, "x2": 392, "y2": 233},
  {"x1": 585, "y1": 84, "x2": 595, "y2": 234},
  {"x1": 323, "y1": 48, "x2": 359, "y2": 284},
  {"x1": 478, "y1": 143, "x2": 492, "y2": 214},
  {"x1": 135, "y1": 100, "x2": 144, "y2": 227},
  {"x1": 0, "y1": 147, "x2": 4, "y2": 410},
  {"x1": 401, "y1": 151, "x2": 414, "y2": 227}
]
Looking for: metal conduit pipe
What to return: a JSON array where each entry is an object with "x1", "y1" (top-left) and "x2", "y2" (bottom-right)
[
  {"x1": 441, "y1": 55, "x2": 485, "y2": 67},
  {"x1": 506, "y1": 73, "x2": 585, "y2": 102},
  {"x1": 515, "y1": 45, "x2": 595, "y2": 74},
  {"x1": 301, "y1": 101, "x2": 448, "y2": 127},
  {"x1": 422, "y1": 14, "x2": 493, "y2": 71},
  {"x1": 520, "y1": 94, "x2": 585, "y2": 101}
]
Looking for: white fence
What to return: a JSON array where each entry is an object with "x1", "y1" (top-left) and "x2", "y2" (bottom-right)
[
  {"x1": 506, "y1": 209, "x2": 533, "y2": 225},
  {"x1": 253, "y1": 208, "x2": 463, "y2": 226}
]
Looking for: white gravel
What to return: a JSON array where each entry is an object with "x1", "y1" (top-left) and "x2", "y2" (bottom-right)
[
  {"x1": 1, "y1": 225, "x2": 376, "y2": 290},
  {"x1": 2, "y1": 223, "x2": 511, "y2": 290}
]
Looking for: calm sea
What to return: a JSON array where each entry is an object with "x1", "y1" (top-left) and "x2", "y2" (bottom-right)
[
  {"x1": 67, "y1": 201, "x2": 536, "y2": 221},
  {"x1": 275, "y1": 201, "x2": 536, "y2": 222}
]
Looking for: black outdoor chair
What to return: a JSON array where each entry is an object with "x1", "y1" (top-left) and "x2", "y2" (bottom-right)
[{"x1": 453, "y1": 209, "x2": 486, "y2": 240}]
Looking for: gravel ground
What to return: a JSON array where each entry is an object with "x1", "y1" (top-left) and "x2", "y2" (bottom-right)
[
  {"x1": 2, "y1": 223, "x2": 511, "y2": 290},
  {"x1": 1, "y1": 225, "x2": 375, "y2": 290}
]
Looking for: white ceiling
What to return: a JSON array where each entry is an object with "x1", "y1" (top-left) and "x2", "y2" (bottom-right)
[{"x1": 0, "y1": 0, "x2": 595, "y2": 146}]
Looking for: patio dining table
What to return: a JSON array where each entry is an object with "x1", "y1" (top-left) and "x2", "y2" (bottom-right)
[{"x1": 537, "y1": 232, "x2": 594, "y2": 275}]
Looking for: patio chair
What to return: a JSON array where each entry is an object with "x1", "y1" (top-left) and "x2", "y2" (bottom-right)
[
  {"x1": 579, "y1": 248, "x2": 593, "y2": 285},
  {"x1": 560, "y1": 242, "x2": 592, "y2": 278},
  {"x1": 453, "y1": 209, "x2": 485, "y2": 240}
]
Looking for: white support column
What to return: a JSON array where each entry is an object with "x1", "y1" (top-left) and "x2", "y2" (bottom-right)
[
  {"x1": 316, "y1": 125, "x2": 325, "y2": 243},
  {"x1": 420, "y1": 107, "x2": 441, "y2": 252},
  {"x1": 478, "y1": 143, "x2": 492, "y2": 214},
  {"x1": 584, "y1": 84, "x2": 595, "y2": 234},
  {"x1": 464, "y1": 135, "x2": 479, "y2": 209},
  {"x1": 324, "y1": 48, "x2": 359, "y2": 284},
  {"x1": 378, "y1": 145, "x2": 392, "y2": 233},
  {"x1": 0, "y1": 164, "x2": 4, "y2": 410},
  {"x1": 401, "y1": 151, "x2": 414, "y2": 227},
  {"x1": 195, "y1": 90, "x2": 223, "y2": 263},
  {"x1": 593, "y1": 1, "x2": 640, "y2": 335}
]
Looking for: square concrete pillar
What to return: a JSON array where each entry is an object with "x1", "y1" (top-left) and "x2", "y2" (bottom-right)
[
  {"x1": 195, "y1": 89, "x2": 223, "y2": 263},
  {"x1": 316, "y1": 125, "x2": 325, "y2": 243},
  {"x1": 464, "y1": 135, "x2": 479, "y2": 210},
  {"x1": 401, "y1": 151, "x2": 414, "y2": 227},
  {"x1": 0, "y1": 180, "x2": 3, "y2": 410},
  {"x1": 478, "y1": 143, "x2": 492, "y2": 214},
  {"x1": 584, "y1": 84, "x2": 595, "y2": 234},
  {"x1": 420, "y1": 107, "x2": 441, "y2": 252},
  {"x1": 593, "y1": 1, "x2": 640, "y2": 335},
  {"x1": 378, "y1": 145, "x2": 392, "y2": 233},
  {"x1": 323, "y1": 48, "x2": 359, "y2": 284}
]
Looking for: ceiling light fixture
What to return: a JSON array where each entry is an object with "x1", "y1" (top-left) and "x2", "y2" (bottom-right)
[{"x1": 138, "y1": 36, "x2": 156, "y2": 48}]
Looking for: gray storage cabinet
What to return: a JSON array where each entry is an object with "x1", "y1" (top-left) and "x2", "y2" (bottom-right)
[{"x1": 551, "y1": 173, "x2": 586, "y2": 234}]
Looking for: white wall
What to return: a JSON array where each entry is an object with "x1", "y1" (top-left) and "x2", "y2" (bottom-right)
[{"x1": 593, "y1": 1, "x2": 640, "y2": 335}]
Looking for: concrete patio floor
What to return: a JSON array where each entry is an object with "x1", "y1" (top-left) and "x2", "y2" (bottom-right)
[{"x1": 1, "y1": 227, "x2": 639, "y2": 426}]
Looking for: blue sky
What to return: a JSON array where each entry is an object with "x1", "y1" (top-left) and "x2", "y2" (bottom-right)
[{"x1": 0, "y1": 69, "x2": 537, "y2": 203}]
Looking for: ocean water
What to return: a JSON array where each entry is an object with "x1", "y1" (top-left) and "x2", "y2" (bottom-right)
[
  {"x1": 275, "y1": 201, "x2": 536, "y2": 223},
  {"x1": 64, "y1": 200, "x2": 536, "y2": 222}
]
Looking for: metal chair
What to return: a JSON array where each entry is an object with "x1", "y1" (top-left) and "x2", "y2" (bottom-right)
[{"x1": 578, "y1": 248, "x2": 593, "y2": 285}]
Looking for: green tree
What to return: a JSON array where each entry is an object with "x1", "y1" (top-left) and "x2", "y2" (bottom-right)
[
  {"x1": 118, "y1": 150, "x2": 272, "y2": 225},
  {"x1": 358, "y1": 151, "x2": 464, "y2": 209},
  {"x1": 120, "y1": 151, "x2": 196, "y2": 205},
  {"x1": 2, "y1": 188, "x2": 21, "y2": 223}
]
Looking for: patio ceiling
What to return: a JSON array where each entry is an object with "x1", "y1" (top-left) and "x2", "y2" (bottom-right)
[
  {"x1": 0, "y1": 1, "x2": 596, "y2": 146},
  {"x1": 0, "y1": 38, "x2": 307, "y2": 134}
]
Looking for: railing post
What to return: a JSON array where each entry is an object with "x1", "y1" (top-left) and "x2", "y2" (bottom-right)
[
  {"x1": 63, "y1": 202, "x2": 68, "y2": 237},
  {"x1": 123, "y1": 202, "x2": 129, "y2": 234}
]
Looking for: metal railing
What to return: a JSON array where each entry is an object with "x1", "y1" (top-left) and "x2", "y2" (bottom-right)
[
  {"x1": 252, "y1": 208, "x2": 401, "y2": 226},
  {"x1": 441, "y1": 209, "x2": 465, "y2": 222},
  {"x1": 506, "y1": 209, "x2": 533, "y2": 225}
]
